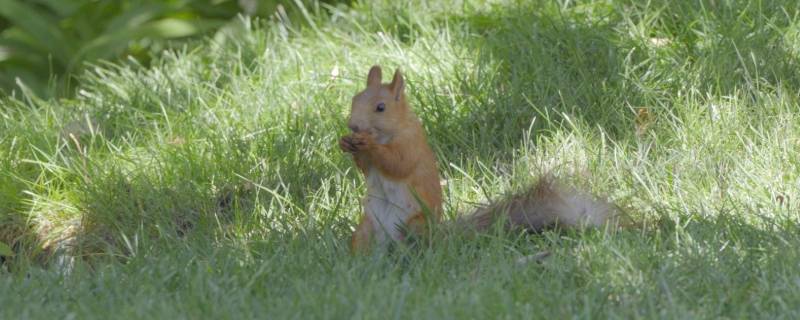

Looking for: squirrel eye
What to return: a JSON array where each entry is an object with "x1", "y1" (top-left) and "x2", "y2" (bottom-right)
[{"x1": 376, "y1": 102, "x2": 386, "y2": 112}]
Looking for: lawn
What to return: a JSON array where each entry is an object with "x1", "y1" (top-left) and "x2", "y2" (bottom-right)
[{"x1": 2, "y1": 0, "x2": 799, "y2": 318}]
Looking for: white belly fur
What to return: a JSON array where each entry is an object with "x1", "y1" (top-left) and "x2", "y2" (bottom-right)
[{"x1": 364, "y1": 166, "x2": 419, "y2": 245}]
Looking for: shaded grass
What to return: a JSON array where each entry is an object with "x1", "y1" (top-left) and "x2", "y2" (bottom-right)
[
  {"x1": 1, "y1": 0, "x2": 800, "y2": 318},
  {"x1": 4, "y1": 217, "x2": 800, "y2": 319}
]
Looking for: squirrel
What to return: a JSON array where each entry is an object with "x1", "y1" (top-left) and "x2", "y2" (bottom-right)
[{"x1": 339, "y1": 65, "x2": 614, "y2": 253}]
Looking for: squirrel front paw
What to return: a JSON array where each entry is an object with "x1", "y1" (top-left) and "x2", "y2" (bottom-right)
[
  {"x1": 339, "y1": 136, "x2": 357, "y2": 153},
  {"x1": 340, "y1": 131, "x2": 376, "y2": 153}
]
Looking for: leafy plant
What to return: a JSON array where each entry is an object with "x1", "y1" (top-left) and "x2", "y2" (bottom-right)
[
  {"x1": 0, "y1": 0, "x2": 275, "y2": 97},
  {"x1": 0, "y1": 241, "x2": 12, "y2": 257}
]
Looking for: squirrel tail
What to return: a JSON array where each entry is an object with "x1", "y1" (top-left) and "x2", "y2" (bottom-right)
[{"x1": 457, "y1": 176, "x2": 614, "y2": 233}]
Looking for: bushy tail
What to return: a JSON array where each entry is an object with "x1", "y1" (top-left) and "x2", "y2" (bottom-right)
[{"x1": 458, "y1": 177, "x2": 614, "y2": 233}]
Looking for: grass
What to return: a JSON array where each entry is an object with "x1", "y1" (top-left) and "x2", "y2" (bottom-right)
[{"x1": 2, "y1": 0, "x2": 800, "y2": 318}]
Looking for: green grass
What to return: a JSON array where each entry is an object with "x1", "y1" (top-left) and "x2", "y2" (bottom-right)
[{"x1": 2, "y1": 0, "x2": 800, "y2": 318}]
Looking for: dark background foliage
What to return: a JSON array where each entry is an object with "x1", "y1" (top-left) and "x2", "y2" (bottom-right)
[{"x1": 0, "y1": 0, "x2": 351, "y2": 97}]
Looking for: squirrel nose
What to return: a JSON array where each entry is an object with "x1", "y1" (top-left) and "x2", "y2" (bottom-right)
[{"x1": 348, "y1": 124, "x2": 360, "y2": 132}]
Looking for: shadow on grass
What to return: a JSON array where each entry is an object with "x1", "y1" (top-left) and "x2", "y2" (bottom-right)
[
  {"x1": 418, "y1": 1, "x2": 800, "y2": 162},
  {"x1": 417, "y1": 2, "x2": 644, "y2": 163},
  {"x1": 72, "y1": 146, "x2": 259, "y2": 258},
  {"x1": 627, "y1": 0, "x2": 800, "y2": 94},
  {"x1": 70, "y1": 132, "x2": 355, "y2": 261}
]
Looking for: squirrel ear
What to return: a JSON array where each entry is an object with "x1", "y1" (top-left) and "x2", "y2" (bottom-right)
[
  {"x1": 367, "y1": 65, "x2": 382, "y2": 88},
  {"x1": 390, "y1": 68, "x2": 404, "y2": 101}
]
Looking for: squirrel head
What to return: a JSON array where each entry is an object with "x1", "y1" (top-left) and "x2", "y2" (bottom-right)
[{"x1": 348, "y1": 65, "x2": 413, "y2": 142}]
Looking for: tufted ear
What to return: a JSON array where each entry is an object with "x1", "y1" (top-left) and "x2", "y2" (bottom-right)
[
  {"x1": 389, "y1": 68, "x2": 404, "y2": 101},
  {"x1": 367, "y1": 65, "x2": 382, "y2": 88}
]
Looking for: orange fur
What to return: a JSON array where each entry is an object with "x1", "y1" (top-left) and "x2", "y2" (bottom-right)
[
  {"x1": 350, "y1": 215, "x2": 374, "y2": 254},
  {"x1": 340, "y1": 66, "x2": 442, "y2": 252}
]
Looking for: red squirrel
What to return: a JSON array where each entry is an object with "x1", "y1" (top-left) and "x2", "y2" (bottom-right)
[{"x1": 340, "y1": 65, "x2": 613, "y2": 253}]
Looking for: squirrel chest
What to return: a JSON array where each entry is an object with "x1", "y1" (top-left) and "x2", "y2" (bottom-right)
[{"x1": 363, "y1": 166, "x2": 420, "y2": 243}]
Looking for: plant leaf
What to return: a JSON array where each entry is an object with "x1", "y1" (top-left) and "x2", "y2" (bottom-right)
[
  {"x1": 71, "y1": 18, "x2": 223, "y2": 70},
  {"x1": 142, "y1": 18, "x2": 224, "y2": 38},
  {"x1": 0, "y1": 241, "x2": 14, "y2": 257},
  {"x1": 104, "y1": 4, "x2": 166, "y2": 34},
  {"x1": 0, "y1": 37, "x2": 48, "y2": 63},
  {"x1": 28, "y1": 0, "x2": 89, "y2": 16},
  {"x1": 0, "y1": 0, "x2": 72, "y2": 65}
]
